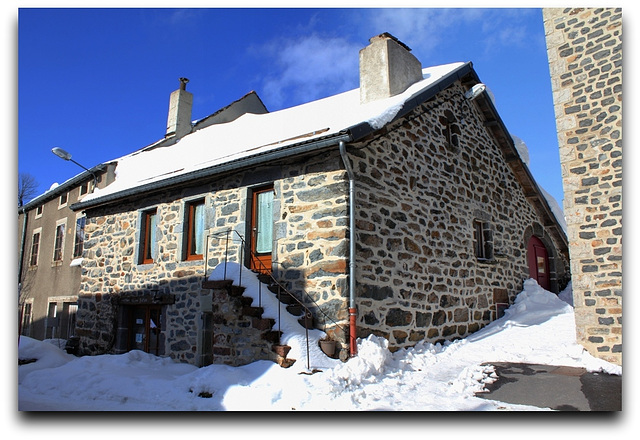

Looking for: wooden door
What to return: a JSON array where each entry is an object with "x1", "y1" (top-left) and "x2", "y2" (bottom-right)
[
  {"x1": 128, "y1": 305, "x2": 162, "y2": 355},
  {"x1": 250, "y1": 186, "x2": 274, "y2": 273},
  {"x1": 527, "y1": 236, "x2": 550, "y2": 291}
]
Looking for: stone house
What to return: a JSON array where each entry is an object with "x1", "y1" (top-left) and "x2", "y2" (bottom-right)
[
  {"x1": 68, "y1": 33, "x2": 569, "y2": 367},
  {"x1": 543, "y1": 8, "x2": 622, "y2": 366}
]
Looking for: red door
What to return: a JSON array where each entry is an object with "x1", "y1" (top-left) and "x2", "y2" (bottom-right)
[{"x1": 527, "y1": 236, "x2": 550, "y2": 291}]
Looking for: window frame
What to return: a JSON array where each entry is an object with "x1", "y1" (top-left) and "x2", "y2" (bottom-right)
[
  {"x1": 53, "y1": 220, "x2": 66, "y2": 262},
  {"x1": 473, "y1": 219, "x2": 493, "y2": 261},
  {"x1": 73, "y1": 215, "x2": 86, "y2": 258},
  {"x1": 29, "y1": 228, "x2": 41, "y2": 267},
  {"x1": 184, "y1": 199, "x2": 205, "y2": 261},
  {"x1": 58, "y1": 192, "x2": 68, "y2": 209},
  {"x1": 79, "y1": 180, "x2": 94, "y2": 197},
  {"x1": 35, "y1": 205, "x2": 43, "y2": 218},
  {"x1": 139, "y1": 209, "x2": 158, "y2": 265}
]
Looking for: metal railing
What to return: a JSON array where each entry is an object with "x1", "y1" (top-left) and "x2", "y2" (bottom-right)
[{"x1": 205, "y1": 229, "x2": 315, "y2": 369}]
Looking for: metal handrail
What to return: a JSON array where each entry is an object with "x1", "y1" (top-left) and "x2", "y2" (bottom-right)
[{"x1": 206, "y1": 229, "x2": 313, "y2": 369}]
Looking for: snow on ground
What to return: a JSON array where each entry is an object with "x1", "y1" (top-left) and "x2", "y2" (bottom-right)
[{"x1": 18, "y1": 275, "x2": 620, "y2": 413}]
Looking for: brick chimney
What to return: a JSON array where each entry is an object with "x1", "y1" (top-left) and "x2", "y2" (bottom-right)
[
  {"x1": 359, "y1": 33, "x2": 423, "y2": 104},
  {"x1": 166, "y1": 77, "x2": 193, "y2": 138}
]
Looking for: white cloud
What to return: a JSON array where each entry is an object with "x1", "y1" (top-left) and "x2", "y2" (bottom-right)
[
  {"x1": 259, "y1": 34, "x2": 361, "y2": 110},
  {"x1": 366, "y1": 8, "x2": 537, "y2": 56}
]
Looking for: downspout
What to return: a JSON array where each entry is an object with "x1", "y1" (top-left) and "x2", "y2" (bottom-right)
[
  {"x1": 18, "y1": 208, "x2": 28, "y2": 344},
  {"x1": 339, "y1": 141, "x2": 357, "y2": 356},
  {"x1": 18, "y1": 208, "x2": 27, "y2": 285}
]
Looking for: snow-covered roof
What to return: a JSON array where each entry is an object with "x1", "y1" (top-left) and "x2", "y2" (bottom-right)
[{"x1": 77, "y1": 62, "x2": 467, "y2": 206}]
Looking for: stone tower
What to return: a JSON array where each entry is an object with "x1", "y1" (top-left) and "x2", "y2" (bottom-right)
[{"x1": 543, "y1": 8, "x2": 622, "y2": 366}]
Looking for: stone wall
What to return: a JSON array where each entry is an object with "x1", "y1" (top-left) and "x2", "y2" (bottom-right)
[
  {"x1": 75, "y1": 153, "x2": 351, "y2": 365},
  {"x1": 349, "y1": 83, "x2": 570, "y2": 350},
  {"x1": 543, "y1": 8, "x2": 622, "y2": 365}
]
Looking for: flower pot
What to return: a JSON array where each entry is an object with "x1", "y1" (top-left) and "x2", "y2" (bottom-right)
[{"x1": 319, "y1": 340, "x2": 336, "y2": 357}]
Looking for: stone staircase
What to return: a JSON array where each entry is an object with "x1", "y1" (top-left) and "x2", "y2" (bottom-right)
[{"x1": 202, "y1": 273, "x2": 314, "y2": 368}]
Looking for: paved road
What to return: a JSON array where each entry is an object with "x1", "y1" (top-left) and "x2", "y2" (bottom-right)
[{"x1": 475, "y1": 362, "x2": 622, "y2": 411}]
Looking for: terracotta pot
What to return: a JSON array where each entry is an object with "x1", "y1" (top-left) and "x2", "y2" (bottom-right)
[{"x1": 320, "y1": 340, "x2": 336, "y2": 357}]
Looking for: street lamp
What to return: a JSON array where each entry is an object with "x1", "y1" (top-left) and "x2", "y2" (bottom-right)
[{"x1": 51, "y1": 147, "x2": 98, "y2": 190}]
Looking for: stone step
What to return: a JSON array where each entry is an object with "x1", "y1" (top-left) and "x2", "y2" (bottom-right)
[
  {"x1": 242, "y1": 305, "x2": 264, "y2": 318},
  {"x1": 202, "y1": 279, "x2": 233, "y2": 289},
  {"x1": 257, "y1": 273, "x2": 273, "y2": 284},
  {"x1": 229, "y1": 286, "x2": 246, "y2": 297},
  {"x1": 271, "y1": 289, "x2": 298, "y2": 305},
  {"x1": 262, "y1": 330, "x2": 282, "y2": 344},
  {"x1": 286, "y1": 303, "x2": 303, "y2": 316},
  {"x1": 271, "y1": 344, "x2": 291, "y2": 358},
  {"x1": 252, "y1": 317, "x2": 275, "y2": 331}
]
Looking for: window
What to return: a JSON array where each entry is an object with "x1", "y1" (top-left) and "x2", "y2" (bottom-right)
[
  {"x1": 46, "y1": 302, "x2": 58, "y2": 339},
  {"x1": 59, "y1": 192, "x2": 68, "y2": 208},
  {"x1": 73, "y1": 216, "x2": 86, "y2": 258},
  {"x1": 140, "y1": 209, "x2": 158, "y2": 264},
  {"x1": 474, "y1": 220, "x2": 493, "y2": 260},
  {"x1": 185, "y1": 200, "x2": 205, "y2": 260},
  {"x1": 440, "y1": 110, "x2": 460, "y2": 152},
  {"x1": 79, "y1": 181, "x2": 94, "y2": 197},
  {"x1": 53, "y1": 223, "x2": 65, "y2": 262},
  {"x1": 64, "y1": 302, "x2": 78, "y2": 338},
  {"x1": 21, "y1": 303, "x2": 32, "y2": 336},
  {"x1": 29, "y1": 231, "x2": 40, "y2": 266},
  {"x1": 35, "y1": 205, "x2": 43, "y2": 218}
]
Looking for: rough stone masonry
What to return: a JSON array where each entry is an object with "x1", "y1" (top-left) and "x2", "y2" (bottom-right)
[{"x1": 543, "y1": 8, "x2": 622, "y2": 365}]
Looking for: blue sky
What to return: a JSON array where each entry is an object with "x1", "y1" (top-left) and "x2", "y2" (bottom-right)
[{"x1": 18, "y1": 7, "x2": 566, "y2": 206}]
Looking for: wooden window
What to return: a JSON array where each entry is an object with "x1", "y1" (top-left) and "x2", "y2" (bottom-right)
[
  {"x1": 53, "y1": 224, "x2": 65, "y2": 262},
  {"x1": 185, "y1": 200, "x2": 205, "y2": 260},
  {"x1": 29, "y1": 231, "x2": 40, "y2": 266},
  {"x1": 140, "y1": 210, "x2": 158, "y2": 264},
  {"x1": 73, "y1": 216, "x2": 86, "y2": 258},
  {"x1": 474, "y1": 221, "x2": 484, "y2": 258},
  {"x1": 474, "y1": 220, "x2": 493, "y2": 260}
]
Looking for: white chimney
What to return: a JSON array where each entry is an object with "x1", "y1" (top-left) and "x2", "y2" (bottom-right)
[
  {"x1": 166, "y1": 77, "x2": 193, "y2": 138},
  {"x1": 359, "y1": 33, "x2": 423, "y2": 104}
]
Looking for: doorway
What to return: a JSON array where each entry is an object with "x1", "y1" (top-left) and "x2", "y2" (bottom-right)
[
  {"x1": 127, "y1": 305, "x2": 162, "y2": 355},
  {"x1": 527, "y1": 236, "x2": 550, "y2": 291},
  {"x1": 249, "y1": 185, "x2": 274, "y2": 273}
]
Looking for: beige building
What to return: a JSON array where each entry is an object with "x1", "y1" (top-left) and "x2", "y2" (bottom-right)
[
  {"x1": 543, "y1": 8, "x2": 622, "y2": 365},
  {"x1": 18, "y1": 164, "x2": 114, "y2": 346}
]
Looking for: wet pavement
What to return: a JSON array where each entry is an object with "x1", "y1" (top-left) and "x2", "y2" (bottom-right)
[{"x1": 475, "y1": 362, "x2": 622, "y2": 411}]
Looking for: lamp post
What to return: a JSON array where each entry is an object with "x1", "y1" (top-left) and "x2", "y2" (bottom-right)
[{"x1": 51, "y1": 147, "x2": 98, "y2": 190}]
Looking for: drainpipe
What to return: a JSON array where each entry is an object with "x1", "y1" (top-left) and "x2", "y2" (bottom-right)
[
  {"x1": 18, "y1": 208, "x2": 27, "y2": 285},
  {"x1": 339, "y1": 141, "x2": 357, "y2": 356},
  {"x1": 18, "y1": 207, "x2": 28, "y2": 344}
]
